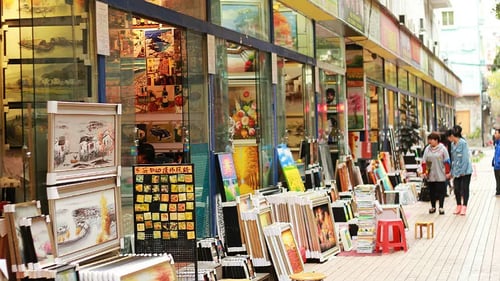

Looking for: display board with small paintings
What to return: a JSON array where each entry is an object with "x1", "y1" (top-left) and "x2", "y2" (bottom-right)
[{"x1": 133, "y1": 164, "x2": 196, "y2": 264}]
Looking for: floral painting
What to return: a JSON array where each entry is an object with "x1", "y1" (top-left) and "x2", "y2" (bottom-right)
[
  {"x1": 229, "y1": 85, "x2": 258, "y2": 139},
  {"x1": 347, "y1": 87, "x2": 365, "y2": 130}
]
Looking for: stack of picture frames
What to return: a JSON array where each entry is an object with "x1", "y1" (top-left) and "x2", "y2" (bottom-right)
[
  {"x1": 263, "y1": 222, "x2": 304, "y2": 281},
  {"x1": 266, "y1": 191, "x2": 340, "y2": 263},
  {"x1": 3, "y1": 201, "x2": 55, "y2": 279},
  {"x1": 2, "y1": 101, "x2": 185, "y2": 280},
  {"x1": 240, "y1": 202, "x2": 273, "y2": 267},
  {"x1": 76, "y1": 254, "x2": 176, "y2": 280},
  {"x1": 296, "y1": 191, "x2": 340, "y2": 262},
  {"x1": 3, "y1": 200, "x2": 86, "y2": 280}
]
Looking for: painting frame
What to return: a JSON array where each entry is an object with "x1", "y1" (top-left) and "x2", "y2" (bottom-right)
[
  {"x1": 311, "y1": 197, "x2": 340, "y2": 259},
  {"x1": 228, "y1": 80, "x2": 258, "y2": 141},
  {"x1": 339, "y1": 228, "x2": 353, "y2": 251},
  {"x1": 221, "y1": 0, "x2": 265, "y2": 41},
  {"x1": 46, "y1": 101, "x2": 121, "y2": 185},
  {"x1": 3, "y1": 200, "x2": 42, "y2": 269},
  {"x1": 47, "y1": 177, "x2": 122, "y2": 262},
  {"x1": 347, "y1": 87, "x2": 366, "y2": 130},
  {"x1": 27, "y1": 215, "x2": 56, "y2": 268},
  {"x1": 277, "y1": 223, "x2": 304, "y2": 275}
]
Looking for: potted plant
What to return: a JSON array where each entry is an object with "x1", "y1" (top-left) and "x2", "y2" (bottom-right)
[{"x1": 397, "y1": 100, "x2": 421, "y2": 154}]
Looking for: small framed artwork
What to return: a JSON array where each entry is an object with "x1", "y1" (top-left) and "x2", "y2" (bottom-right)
[
  {"x1": 47, "y1": 178, "x2": 121, "y2": 262},
  {"x1": 3, "y1": 201, "x2": 42, "y2": 268},
  {"x1": 311, "y1": 197, "x2": 340, "y2": 258},
  {"x1": 347, "y1": 87, "x2": 366, "y2": 130},
  {"x1": 217, "y1": 153, "x2": 240, "y2": 201},
  {"x1": 339, "y1": 228, "x2": 353, "y2": 251},
  {"x1": 221, "y1": 0, "x2": 265, "y2": 41},
  {"x1": 27, "y1": 215, "x2": 56, "y2": 268},
  {"x1": 278, "y1": 224, "x2": 304, "y2": 274},
  {"x1": 46, "y1": 101, "x2": 121, "y2": 185}
]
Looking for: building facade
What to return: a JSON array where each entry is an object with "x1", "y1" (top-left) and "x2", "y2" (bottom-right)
[{"x1": 437, "y1": 0, "x2": 499, "y2": 144}]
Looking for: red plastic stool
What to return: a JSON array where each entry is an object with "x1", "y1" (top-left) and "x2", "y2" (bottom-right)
[{"x1": 375, "y1": 218, "x2": 408, "y2": 254}]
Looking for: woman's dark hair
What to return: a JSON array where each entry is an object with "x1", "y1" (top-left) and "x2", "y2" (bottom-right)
[
  {"x1": 453, "y1": 125, "x2": 463, "y2": 138},
  {"x1": 427, "y1": 132, "x2": 440, "y2": 141},
  {"x1": 445, "y1": 129, "x2": 453, "y2": 138}
]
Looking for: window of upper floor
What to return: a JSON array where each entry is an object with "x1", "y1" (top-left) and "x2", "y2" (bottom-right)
[{"x1": 441, "y1": 11, "x2": 454, "y2": 27}]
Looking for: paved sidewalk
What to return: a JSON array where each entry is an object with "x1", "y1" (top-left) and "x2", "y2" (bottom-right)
[{"x1": 304, "y1": 147, "x2": 500, "y2": 281}]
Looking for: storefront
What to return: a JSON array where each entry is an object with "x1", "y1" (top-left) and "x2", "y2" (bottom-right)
[{"x1": 0, "y1": 0, "x2": 458, "y2": 246}]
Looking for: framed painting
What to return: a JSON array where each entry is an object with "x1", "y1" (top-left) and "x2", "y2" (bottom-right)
[
  {"x1": 46, "y1": 101, "x2": 121, "y2": 185},
  {"x1": 232, "y1": 145, "x2": 260, "y2": 194},
  {"x1": 336, "y1": 162, "x2": 352, "y2": 192},
  {"x1": 47, "y1": 178, "x2": 121, "y2": 262},
  {"x1": 228, "y1": 81, "x2": 258, "y2": 140},
  {"x1": 339, "y1": 228, "x2": 353, "y2": 251},
  {"x1": 285, "y1": 116, "x2": 304, "y2": 148},
  {"x1": 262, "y1": 225, "x2": 285, "y2": 279},
  {"x1": 217, "y1": 153, "x2": 240, "y2": 201},
  {"x1": 276, "y1": 146, "x2": 305, "y2": 192},
  {"x1": 5, "y1": 26, "x2": 83, "y2": 59},
  {"x1": 278, "y1": 224, "x2": 304, "y2": 274},
  {"x1": 221, "y1": 0, "x2": 265, "y2": 40},
  {"x1": 27, "y1": 215, "x2": 56, "y2": 268},
  {"x1": 312, "y1": 198, "x2": 340, "y2": 258},
  {"x1": 3, "y1": 201, "x2": 42, "y2": 268},
  {"x1": 347, "y1": 87, "x2": 366, "y2": 130}
]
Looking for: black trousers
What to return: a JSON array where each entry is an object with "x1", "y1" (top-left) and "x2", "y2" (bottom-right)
[
  {"x1": 495, "y1": 169, "x2": 500, "y2": 194},
  {"x1": 427, "y1": 181, "x2": 446, "y2": 209},
  {"x1": 454, "y1": 174, "x2": 472, "y2": 206}
]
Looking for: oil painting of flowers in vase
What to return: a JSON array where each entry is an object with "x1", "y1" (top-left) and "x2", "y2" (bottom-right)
[{"x1": 230, "y1": 86, "x2": 258, "y2": 140}]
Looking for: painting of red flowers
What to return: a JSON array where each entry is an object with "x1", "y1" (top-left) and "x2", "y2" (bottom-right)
[{"x1": 229, "y1": 84, "x2": 258, "y2": 140}]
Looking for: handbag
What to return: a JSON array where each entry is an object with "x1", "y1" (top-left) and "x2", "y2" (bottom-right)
[{"x1": 419, "y1": 180, "x2": 431, "y2": 201}]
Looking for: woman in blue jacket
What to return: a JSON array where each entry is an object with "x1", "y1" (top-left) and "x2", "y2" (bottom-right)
[
  {"x1": 448, "y1": 129, "x2": 473, "y2": 215},
  {"x1": 492, "y1": 128, "x2": 500, "y2": 196}
]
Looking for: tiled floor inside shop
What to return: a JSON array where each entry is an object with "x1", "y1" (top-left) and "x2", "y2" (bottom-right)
[{"x1": 304, "y1": 147, "x2": 500, "y2": 281}]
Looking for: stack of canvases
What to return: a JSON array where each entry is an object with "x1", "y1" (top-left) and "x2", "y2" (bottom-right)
[
  {"x1": 77, "y1": 254, "x2": 176, "y2": 280},
  {"x1": 4, "y1": 200, "x2": 56, "y2": 279},
  {"x1": 240, "y1": 203, "x2": 273, "y2": 267},
  {"x1": 266, "y1": 191, "x2": 340, "y2": 262},
  {"x1": 3, "y1": 179, "x2": 127, "y2": 280},
  {"x1": 263, "y1": 222, "x2": 304, "y2": 281}
]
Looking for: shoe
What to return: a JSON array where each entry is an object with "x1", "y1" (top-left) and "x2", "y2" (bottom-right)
[
  {"x1": 429, "y1": 207, "x2": 436, "y2": 214},
  {"x1": 460, "y1": 206, "x2": 467, "y2": 216},
  {"x1": 453, "y1": 205, "x2": 462, "y2": 215},
  {"x1": 439, "y1": 208, "x2": 445, "y2": 215}
]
